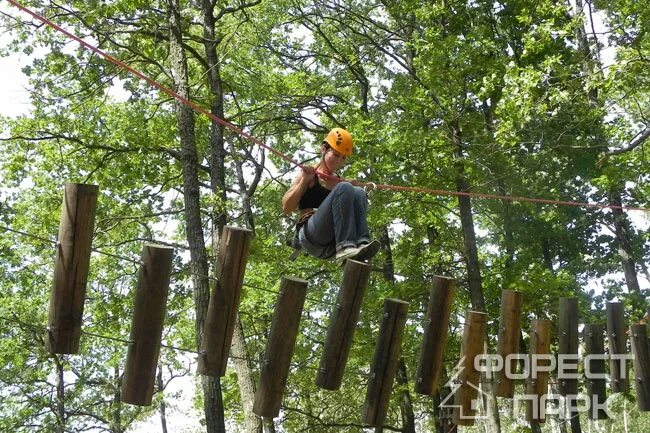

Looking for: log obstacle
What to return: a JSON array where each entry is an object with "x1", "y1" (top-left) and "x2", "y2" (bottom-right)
[
  {"x1": 558, "y1": 297, "x2": 579, "y2": 397},
  {"x1": 121, "y1": 244, "x2": 174, "y2": 406},
  {"x1": 630, "y1": 324, "x2": 650, "y2": 411},
  {"x1": 415, "y1": 276, "x2": 455, "y2": 396},
  {"x1": 452, "y1": 310, "x2": 487, "y2": 426},
  {"x1": 583, "y1": 323, "x2": 607, "y2": 420},
  {"x1": 526, "y1": 319, "x2": 552, "y2": 424},
  {"x1": 606, "y1": 302, "x2": 629, "y2": 393},
  {"x1": 495, "y1": 289, "x2": 523, "y2": 398},
  {"x1": 362, "y1": 299, "x2": 409, "y2": 427},
  {"x1": 316, "y1": 259, "x2": 371, "y2": 390},
  {"x1": 253, "y1": 276, "x2": 308, "y2": 418},
  {"x1": 46, "y1": 183, "x2": 98, "y2": 354},
  {"x1": 198, "y1": 226, "x2": 252, "y2": 377}
]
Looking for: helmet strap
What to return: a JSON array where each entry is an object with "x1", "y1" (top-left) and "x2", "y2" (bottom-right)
[{"x1": 319, "y1": 146, "x2": 335, "y2": 176}]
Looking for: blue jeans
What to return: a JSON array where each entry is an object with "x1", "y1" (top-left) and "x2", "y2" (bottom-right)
[{"x1": 298, "y1": 182, "x2": 370, "y2": 259}]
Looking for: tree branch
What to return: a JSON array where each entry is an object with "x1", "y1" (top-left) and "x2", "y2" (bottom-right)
[
  {"x1": 606, "y1": 125, "x2": 650, "y2": 155},
  {"x1": 214, "y1": 0, "x2": 263, "y2": 21}
]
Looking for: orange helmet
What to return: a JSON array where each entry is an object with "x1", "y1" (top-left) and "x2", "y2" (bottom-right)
[{"x1": 324, "y1": 128, "x2": 353, "y2": 157}]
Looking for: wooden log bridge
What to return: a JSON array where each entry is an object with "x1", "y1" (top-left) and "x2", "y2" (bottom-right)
[
  {"x1": 121, "y1": 245, "x2": 174, "y2": 406},
  {"x1": 362, "y1": 298, "x2": 409, "y2": 427},
  {"x1": 316, "y1": 259, "x2": 371, "y2": 390},
  {"x1": 526, "y1": 319, "x2": 551, "y2": 424},
  {"x1": 46, "y1": 182, "x2": 98, "y2": 354},
  {"x1": 452, "y1": 310, "x2": 487, "y2": 426},
  {"x1": 630, "y1": 324, "x2": 650, "y2": 411},
  {"x1": 198, "y1": 226, "x2": 252, "y2": 377},
  {"x1": 253, "y1": 276, "x2": 308, "y2": 418},
  {"x1": 606, "y1": 302, "x2": 629, "y2": 393},
  {"x1": 583, "y1": 323, "x2": 607, "y2": 420},
  {"x1": 495, "y1": 289, "x2": 523, "y2": 398},
  {"x1": 414, "y1": 276, "x2": 455, "y2": 396}
]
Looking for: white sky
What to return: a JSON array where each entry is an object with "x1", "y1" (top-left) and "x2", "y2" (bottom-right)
[{"x1": 0, "y1": 44, "x2": 31, "y2": 119}]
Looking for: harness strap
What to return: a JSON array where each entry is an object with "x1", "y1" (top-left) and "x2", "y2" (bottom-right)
[
  {"x1": 289, "y1": 248, "x2": 302, "y2": 261},
  {"x1": 298, "y1": 209, "x2": 322, "y2": 244},
  {"x1": 289, "y1": 209, "x2": 315, "y2": 261}
]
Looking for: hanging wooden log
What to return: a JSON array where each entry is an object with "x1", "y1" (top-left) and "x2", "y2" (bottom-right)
[
  {"x1": 253, "y1": 276, "x2": 308, "y2": 418},
  {"x1": 121, "y1": 244, "x2": 174, "y2": 406},
  {"x1": 606, "y1": 302, "x2": 629, "y2": 393},
  {"x1": 630, "y1": 324, "x2": 650, "y2": 411},
  {"x1": 46, "y1": 182, "x2": 98, "y2": 354},
  {"x1": 198, "y1": 226, "x2": 252, "y2": 377},
  {"x1": 558, "y1": 297, "x2": 579, "y2": 397},
  {"x1": 415, "y1": 276, "x2": 455, "y2": 396},
  {"x1": 316, "y1": 259, "x2": 371, "y2": 390},
  {"x1": 495, "y1": 289, "x2": 523, "y2": 398},
  {"x1": 362, "y1": 299, "x2": 409, "y2": 427},
  {"x1": 583, "y1": 324, "x2": 608, "y2": 420},
  {"x1": 526, "y1": 319, "x2": 552, "y2": 424},
  {"x1": 452, "y1": 311, "x2": 487, "y2": 427}
]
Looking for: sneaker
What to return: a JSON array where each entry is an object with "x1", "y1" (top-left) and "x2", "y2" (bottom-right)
[
  {"x1": 356, "y1": 240, "x2": 380, "y2": 262},
  {"x1": 335, "y1": 246, "x2": 362, "y2": 266}
]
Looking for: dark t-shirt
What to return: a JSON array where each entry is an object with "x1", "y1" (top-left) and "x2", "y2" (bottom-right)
[{"x1": 298, "y1": 180, "x2": 331, "y2": 209}]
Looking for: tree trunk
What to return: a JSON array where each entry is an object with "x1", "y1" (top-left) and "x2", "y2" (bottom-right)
[
  {"x1": 204, "y1": 17, "x2": 262, "y2": 431},
  {"x1": 380, "y1": 226, "x2": 416, "y2": 432},
  {"x1": 542, "y1": 238, "x2": 555, "y2": 274},
  {"x1": 609, "y1": 188, "x2": 641, "y2": 293},
  {"x1": 234, "y1": 154, "x2": 263, "y2": 237},
  {"x1": 572, "y1": 0, "x2": 600, "y2": 107},
  {"x1": 450, "y1": 121, "x2": 500, "y2": 433},
  {"x1": 54, "y1": 354, "x2": 65, "y2": 433},
  {"x1": 518, "y1": 334, "x2": 543, "y2": 433},
  {"x1": 113, "y1": 367, "x2": 123, "y2": 433},
  {"x1": 550, "y1": 382, "x2": 568, "y2": 433},
  {"x1": 167, "y1": 1, "x2": 226, "y2": 432},
  {"x1": 571, "y1": 0, "x2": 641, "y2": 300},
  {"x1": 263, "y1": 417, "x2": 277, "y2": 433},
  {"x1": 541, "y1": 247, "x2": 577, "y2": 433},
  {"x1": 230, "y1": 317, "x2": 263, "y2": 433},
  {"x1": 497, "y1": 182, "x2": 516, "y2": 286},
  {"x1": 397, "y1": 358, "x2": 416, "y2": 433},
  {"x1": 199, "y1": 4, "x2": 261, "y2": 428},
  {"x1": 305, "y1": 394, "x2": 316, "y2": 432},
  {"x1": 425, "y1": 207, "x2": 453, "y2": 433},
  {"x1": 572, "y1": 0, "x2": 640, "y2": 296},
  {"x1": 451, "y1": 123, "x2": 486, "y2": 314},
  {"x1": 157, "y1": 367, "x2": 169, "y2": 433},
  {"x1": 201, "y1": 0, "x2": 228, "y2": 240},
  {"x1": 569, "y1": 415, "x2": 582, "y2": 433},
  {"x1": 379, "y1": 225, "x2": 395, "y2": 282},
  {"x1": 433, "y1": 371, "x2": 455, "y2": 433}
]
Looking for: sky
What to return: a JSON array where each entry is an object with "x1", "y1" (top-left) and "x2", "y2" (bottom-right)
[{"x1": 0, "y1": 41, "x2": 31, "y2": 118}]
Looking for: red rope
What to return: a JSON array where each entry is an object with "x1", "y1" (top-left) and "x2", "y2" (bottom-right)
[{"x1": 7, "y1": 0, "x2": 650, "y2": 213}]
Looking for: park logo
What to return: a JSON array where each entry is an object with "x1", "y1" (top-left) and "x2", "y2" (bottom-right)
[{"x1": 439, "y1": 353, "x2": 634, "y2": 420}]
